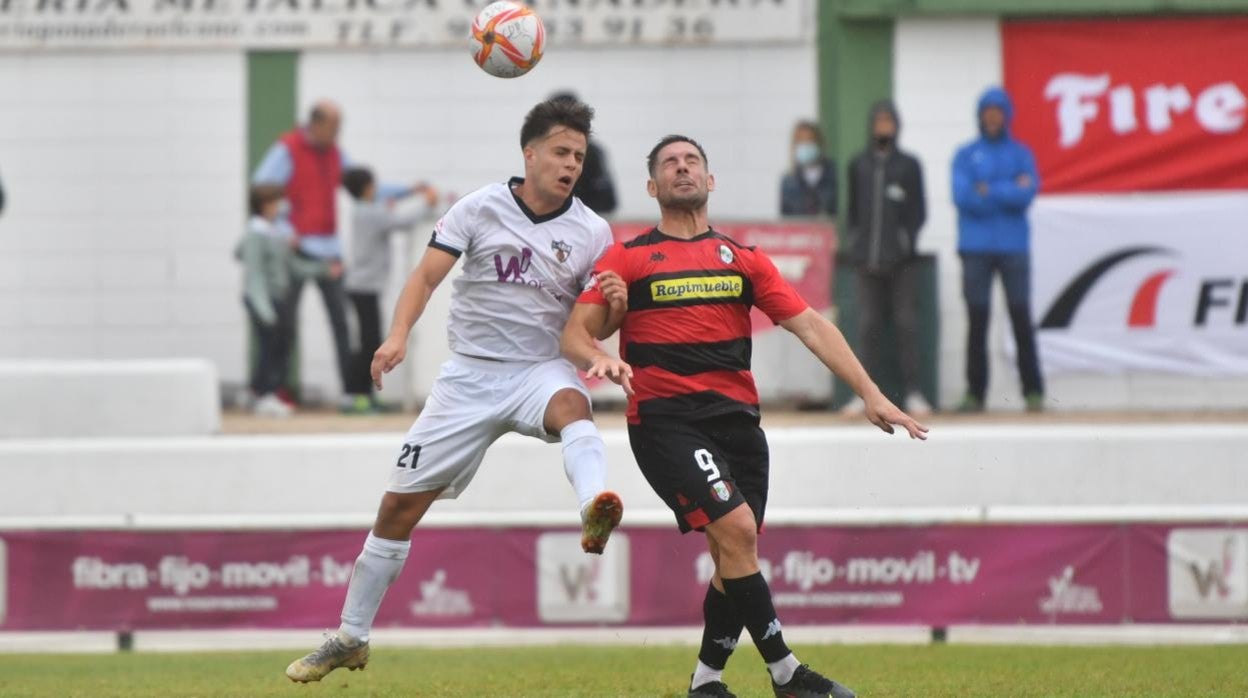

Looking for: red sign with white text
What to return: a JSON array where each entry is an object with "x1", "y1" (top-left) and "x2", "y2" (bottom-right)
[{"x1": 1003, "y1": 18, "x2": 1248, "y2": 193}]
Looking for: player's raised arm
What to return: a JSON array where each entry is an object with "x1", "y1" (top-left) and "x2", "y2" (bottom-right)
[
  {"x1": 371, "y1": 246, "x2": 458, "y2": 388},
  {"x1": 780, "y1": 308, "x2": 927, "y2": 440}
]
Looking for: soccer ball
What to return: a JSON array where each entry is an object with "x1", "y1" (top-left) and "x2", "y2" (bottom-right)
[{"x1": 470, "y1": 1, "x2": 546, "y2": 79}]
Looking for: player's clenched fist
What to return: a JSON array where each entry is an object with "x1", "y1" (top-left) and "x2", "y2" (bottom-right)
[
  {"x1": 371, "y1": 335, "x2": 408, "y2": 389},
  {"x1": 586, "y1": 355, "x2": 634, "y2": 397}
]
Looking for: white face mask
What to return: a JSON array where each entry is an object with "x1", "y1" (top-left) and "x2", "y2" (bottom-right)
[{"x1": 794, "y1": 142, "x2": 821, "y2": 166}]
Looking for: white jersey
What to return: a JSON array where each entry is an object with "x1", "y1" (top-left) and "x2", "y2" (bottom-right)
[{"x1": 429, "y1": 178, "x2": 613, "y2": 362}]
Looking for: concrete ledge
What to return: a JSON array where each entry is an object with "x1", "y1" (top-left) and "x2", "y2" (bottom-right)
[
  {"x1": 0, "y1": 359, "x2": 220, "y2": 438},
  {"x1": 0, "y1": 424, "x2": 1244, "y2": 520}
]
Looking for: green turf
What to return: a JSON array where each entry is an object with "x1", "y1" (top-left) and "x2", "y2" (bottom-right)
[{"x1": 1, "y1": 644, "x2": 1246, "y2": 697}]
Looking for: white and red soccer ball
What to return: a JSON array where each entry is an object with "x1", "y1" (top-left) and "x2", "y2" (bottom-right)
[{"x1": 470, "y1": 1, "x2": 546, "y2": 79}]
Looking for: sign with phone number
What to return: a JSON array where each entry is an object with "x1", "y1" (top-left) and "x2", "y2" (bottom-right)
[{"x1": 0, "y1": 0, "x2": 811, "y2": 51}]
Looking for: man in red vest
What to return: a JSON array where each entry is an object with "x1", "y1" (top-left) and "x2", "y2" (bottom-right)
[{"x1": 252, "y1": 100, "x2": 364, "y2": 412}]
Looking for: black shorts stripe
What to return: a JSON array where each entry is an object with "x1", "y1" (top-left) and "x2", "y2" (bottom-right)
[
  {"x1": 626, "y1": 337, "x2": 752, "y2": 375},
  {"x1": 627, "y1": 269, "x2": 754, "y2": 312}
]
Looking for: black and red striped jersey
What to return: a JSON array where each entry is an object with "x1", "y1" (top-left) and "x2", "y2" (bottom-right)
[{"x1": 578, "y1": 227, "x2": 808, "y2": 424}]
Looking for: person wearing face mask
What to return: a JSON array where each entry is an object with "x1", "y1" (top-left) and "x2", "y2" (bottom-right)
[
  {"x1": 779, "y1": 120, "x2": 837, "y2": 218},
  {"x1": 841, "y1": 100, "x2": 929, "y2": 416}
]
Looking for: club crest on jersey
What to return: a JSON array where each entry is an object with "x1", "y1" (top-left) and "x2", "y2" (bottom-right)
[
  {"x1": 711, "y1": 480, "x2": 732, "y2": 502},
  {"x1": 718, "y1": 244, "x2": 734, "y2": 265},
  {"x1": 551, "y1": 239, "x2": 573, "y2": 264}
]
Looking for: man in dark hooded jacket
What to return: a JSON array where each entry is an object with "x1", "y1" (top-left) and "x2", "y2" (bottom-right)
[
  {"x1": 842, "y1": 100, "x2": 929, "y2": 415},
  {"x1": 951, "y1": 86, "x2": 1044, "y2": 413}
]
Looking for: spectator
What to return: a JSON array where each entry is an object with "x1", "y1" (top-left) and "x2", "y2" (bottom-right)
[
  {"x1": 0, "y1": 168, "x2": 5, "y2": 216},
  {"x1": 952, "y1": 86, "x2": 1045, "y2": 413},
  {"x1": 550, "y1": 91, "x2": 617, "y2": 215},
  {"x1": 253, "y1": 100, "x2": 406, "y2": 410},
  {"x1": 841, "y1": 100, "x2": 930, "y2": 416},
  {"x1": 341, "y1": 167, "x2": 439, "y2": 414},
  {"x1": 780, "y1": 120, "x2": 837, "y2": 217},
  {"x1": 237, "y1": 185, "x2": 296, "y2": 418}
]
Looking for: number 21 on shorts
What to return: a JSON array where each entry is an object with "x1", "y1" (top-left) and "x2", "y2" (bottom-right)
[{"x1": 694, "y1": 448, "x2": 720, "y2": 481}]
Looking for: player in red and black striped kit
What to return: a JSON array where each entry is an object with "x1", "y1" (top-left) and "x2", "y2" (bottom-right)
[{"x1": 563, "y1": 135, "x2": 927, "y2": 698}]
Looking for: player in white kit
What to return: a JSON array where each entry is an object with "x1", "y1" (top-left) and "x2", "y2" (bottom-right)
[{"x1": 286, "y1": 98, "x2": 628, "y2": 683}]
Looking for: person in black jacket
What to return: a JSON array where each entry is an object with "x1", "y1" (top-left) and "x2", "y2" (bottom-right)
[
  {"x1": 550, "y1": 91, "x2": 617, "y2": 216},
  {"x1": 842, "y1": 100, "x2": 930, "y2": 415},
  {"x1": 779, "y1": 120, "x2": 837, "y2": 217}
]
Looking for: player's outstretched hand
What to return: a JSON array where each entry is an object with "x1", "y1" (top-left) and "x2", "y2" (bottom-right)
[
  {"x1": 371, "y1": 336, "x2": 407, "y2": 390},
  {"x1": 586, "y1": 355, "x2": 634, "y2": 397},
  {"x1": 864, "y1": 391, "x2": 929, "y2": 440},
  {"x1": 597, "y1": 271, "x2": 628, "y2": 310}
]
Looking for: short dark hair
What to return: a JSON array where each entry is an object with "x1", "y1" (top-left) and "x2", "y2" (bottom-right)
[
  {"x1": 792, "y1": 120, "x2": 825, "y2": 147},
  {"x1": 343, "y1": 167, "x2": 374, "y2": 200},
  {"x1": 249, "y1": 184, "x2": 284, "y2": 216},
  {"x1": 520, "y1": 97, "x2": 594, "y2": 148},
  {"x1": 646, "y1": 135, "x2": 708, "y2": 177}
]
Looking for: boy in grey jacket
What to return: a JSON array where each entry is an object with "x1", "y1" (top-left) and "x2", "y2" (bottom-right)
[
  {"x1": 238, "y1": 185, "x2": 298, "y2": 417},
  {"x1": 342, "y1": 167, "x2": 438, "y2": 413}
]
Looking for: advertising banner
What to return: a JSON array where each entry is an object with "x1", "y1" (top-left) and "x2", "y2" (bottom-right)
[
  {"x1": 4, "y1": 522, "x2": 1244, "y2": 631},
  {"x1": 1004, "y1": 18, "x2": 1248, "y2": 194},
  {"x1": 1030, "y1": 194, "x2": 1248, "y2": 375},
  {"x1": 0, "y1": 0, "x2": 811, "y2": 51}
]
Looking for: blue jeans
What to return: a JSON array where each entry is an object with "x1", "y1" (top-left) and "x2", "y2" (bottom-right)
[{"x1": 960, "y1": 252, "x2": 1044, "y2": 402}]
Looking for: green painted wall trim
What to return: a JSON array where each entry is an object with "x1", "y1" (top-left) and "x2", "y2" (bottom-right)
[
  {"x1": 828, "y1": 0, "x2": 1248, "y2": 19},
  {"x1": 247, "y1": 51, "x2": 298, "y2": 174},
  {"x1": 246, "y1": 51, "x2": 299, "y2": 393}
]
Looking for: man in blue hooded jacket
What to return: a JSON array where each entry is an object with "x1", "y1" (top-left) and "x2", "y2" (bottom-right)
[{"x1": 951, "y1": 87, "x2": 1044, "y2": 412}]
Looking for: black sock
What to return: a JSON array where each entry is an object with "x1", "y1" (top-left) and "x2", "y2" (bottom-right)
[
  {"x1": 721, "y1": 571, "x2": 791, "y2": 663},
  {"x1": 698, "y1": 583, "x2": 745, "y2": 670}
]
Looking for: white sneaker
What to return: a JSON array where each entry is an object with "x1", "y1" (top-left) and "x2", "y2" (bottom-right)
[
  {"x1": 905, "y1": 392, "x2": 934, "y2": 416},
  {"x1": 838, "y1": 396, "x2": 865, "y2": 416},
  {"x1": 253, "y1": 393, "x2": 293, "y2": 418}
]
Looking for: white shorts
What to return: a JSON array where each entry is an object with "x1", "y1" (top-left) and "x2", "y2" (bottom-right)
[{"x1": 387, "y1": 354, "x2": 590, "y2": 499}]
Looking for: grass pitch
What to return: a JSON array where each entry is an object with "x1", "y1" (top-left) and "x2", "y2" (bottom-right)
[{"x1": 1, "y1": 644, "x2": 1245, "y2": 697}]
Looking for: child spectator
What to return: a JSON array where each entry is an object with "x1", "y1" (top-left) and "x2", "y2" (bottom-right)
[
  {"x1": 237, "y1": 185, "x2": 297, "y2": 417},
  {"x1": 342, "y1": 167, "x2": 439, "y2": 414}
]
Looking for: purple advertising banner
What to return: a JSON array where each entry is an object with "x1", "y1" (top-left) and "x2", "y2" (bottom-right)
[{"x1": 1, "y1": 524, "x2": 1245, "y2": 631}]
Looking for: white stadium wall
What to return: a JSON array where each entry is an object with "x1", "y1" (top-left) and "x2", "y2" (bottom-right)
[
  {"x1": 0, "y1": 53, "x2": 247, "y2": 382},
  {"x1": 893, "y1": 17, "x2": 1248, "y2": 410}
]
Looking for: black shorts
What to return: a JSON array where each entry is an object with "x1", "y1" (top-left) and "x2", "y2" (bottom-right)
[{"x1": 628, "y1": 412, "x2": 770, "y2": 534}]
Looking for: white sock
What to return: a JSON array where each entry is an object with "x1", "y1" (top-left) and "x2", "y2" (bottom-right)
[
  {"x1": 338, "y1": 532, "x2": 410, "y2": 643},
  {"x1": 767, "y1": 653, "x2": 801, "y2": 685},
  {"x1": 560, "y1": 419, "x2": 607, "y2": 513},
  {"x1": 691, "y1": 660, "x2": 725, "y2": 689}
]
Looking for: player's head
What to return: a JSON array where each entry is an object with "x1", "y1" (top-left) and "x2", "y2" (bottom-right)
[
  {"x1": 519, "y1": 98, "x2": 593, "y2": 202},
  {"x1": 249, "y1": 184, "x2": 285, "y2": 220},
  {"x1": 646, "y1": 135, "x2": 714, "y2": 212},
  {"x1": 307, "y1": 100, "x2": 342, "y2": 147},
  {"x1": 343, "y1": 167, "x2": 375, "y2": 202}
]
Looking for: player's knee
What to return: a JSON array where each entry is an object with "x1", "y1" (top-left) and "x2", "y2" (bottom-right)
[
  {"x1": 544, "y1": 388, "x2": 592, "y2": 431},
  {"x1": 709, "y1": 510, "x2": 758, "y2": 561}
]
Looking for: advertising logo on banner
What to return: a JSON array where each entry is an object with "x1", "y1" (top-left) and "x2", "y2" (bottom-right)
[
  {"x1": 0, "y1": 0, "x2": 811, "y2": 51},
  {"x1": 1005, "y1": 18, "x2": 1248, "y2": 375},
  {"x1": 536, "y1": 532, "x2": 630, "y2": 624},
  {"x1": 1030, "y1": 194, "x2": 1248, "y2": 374},
  {"x1": 1167, "y1": 529, "x2": 1248, "y2": 620},
  {"x1": 1004, "y1": 18, "x2": 1248, "y2": 194}
]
